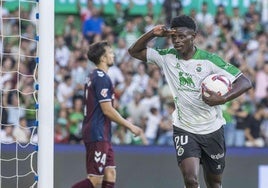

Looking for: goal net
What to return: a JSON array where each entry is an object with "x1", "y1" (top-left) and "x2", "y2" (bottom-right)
[{"x1": 0, "y1": 0, "x2": 54, "y2": 188}]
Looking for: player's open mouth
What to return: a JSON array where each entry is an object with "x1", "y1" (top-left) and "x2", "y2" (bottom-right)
[{"x1": 174, "y1": 45, "x2": 183, "y2": 49}]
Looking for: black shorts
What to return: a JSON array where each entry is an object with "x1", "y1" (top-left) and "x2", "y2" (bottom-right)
[{"x1": 173, "y1": 126, "x2": 226, "y2": 174}]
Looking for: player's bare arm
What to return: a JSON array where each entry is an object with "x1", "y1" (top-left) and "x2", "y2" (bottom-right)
[
  {"x1": 128, "y1": 25, "x2": 175, "y2": 62},
  {"x1": 202, "y1": 74, "x2": 252, "y2": 106},
  {"x1": 100, "y1": 101, "x2": 143, "y2": 137}
]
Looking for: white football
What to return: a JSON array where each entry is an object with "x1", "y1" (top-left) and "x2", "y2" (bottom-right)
[{"x1": 201, "y1": 74, "x2": 232, "y2": 97}]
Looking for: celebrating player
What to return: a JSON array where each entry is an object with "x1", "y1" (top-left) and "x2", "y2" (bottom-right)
[
  {"x1": 72, "y1": 41, "x2": 144, "y2": 188},
  {"x1": 128, "y1": 15, "x2": 252, "y2": 188}
]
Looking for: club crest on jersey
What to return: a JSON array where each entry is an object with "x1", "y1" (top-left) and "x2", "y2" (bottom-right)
[
  {"x1": 101, "y1": 88, "x2": 109, "y2": 97},
  {"x1": 97, "y1": 71, "x2": 105, "y2": 77},
  {"x1": 177, "y1": 146, "x2": 184, "y2": 156},
  {"x1": 195, "y1": 64, "x2": 202, "y2": 72}
]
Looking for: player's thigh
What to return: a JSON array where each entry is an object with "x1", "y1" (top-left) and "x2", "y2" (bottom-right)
[
  {"x1": 201, "y1": 126, "x2": 226, "y2": 175},
  {"x1": 85, "y1": 142, "x2": 116, "y2": 176},
  {"x1": 180, "y1": 157, "x2": 200, "y2": 178},
  {"x1": 103, "y1": 166, "x2": 116, "y2": 182},
  {"x1": 173, "y1": 126, "x2": 201, "y2": 165}
]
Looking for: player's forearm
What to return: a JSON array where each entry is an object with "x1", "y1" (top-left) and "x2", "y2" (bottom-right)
[
  {"x1": 223, "y1": 75, "x2": 252, "y2": 103},
  {"x1": 103, "y1": 107, "x2": 132, "y2": 129},
  {"x1": 128, "y1": 29, "x2": 155, "y2": 60}
]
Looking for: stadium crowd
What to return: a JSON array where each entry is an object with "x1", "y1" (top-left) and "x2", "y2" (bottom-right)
[{"x1": 0, "y1": 0, "x2": 268, "y2": 147}]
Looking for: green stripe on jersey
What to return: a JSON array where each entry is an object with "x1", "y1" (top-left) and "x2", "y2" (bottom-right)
[
  {"x1": 155, "y1": 47, "x2": 240, "y2": 76},
  {"x1": 193, "y1": 48, "x2": 240, "y2": 76},
  {"x1": 156, "y1": 48, "x2": 178, "y2": 57}
]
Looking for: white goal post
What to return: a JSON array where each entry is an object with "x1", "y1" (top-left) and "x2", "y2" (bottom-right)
[{"x1": 38, "y1": 1, "x2": 54, "y2": 188}]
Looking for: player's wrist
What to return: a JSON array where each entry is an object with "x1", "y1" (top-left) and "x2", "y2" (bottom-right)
[{"x1": 149, "y1": 29, "x2": 156, "y2": 37}]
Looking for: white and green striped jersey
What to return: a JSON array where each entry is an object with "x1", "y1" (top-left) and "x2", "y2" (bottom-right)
[{"x1": 147, "y1": 47, "x2": 242, "y2": 134}]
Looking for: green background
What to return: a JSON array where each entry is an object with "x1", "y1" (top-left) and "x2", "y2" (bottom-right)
[
  {"x1": 4, "y1": 0, "x2": 257, "y2": 15},
  {"x1": 3, "y1": 0, "x2": 258, "y2": 35}
]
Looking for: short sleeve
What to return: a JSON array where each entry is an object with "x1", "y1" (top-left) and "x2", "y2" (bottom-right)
[
  {"x1": 94, "y1": 76, "x2": 113, "y2": 103},
  {"x1": 146, "y1": 48, "x2": 164, "y2": 68}
]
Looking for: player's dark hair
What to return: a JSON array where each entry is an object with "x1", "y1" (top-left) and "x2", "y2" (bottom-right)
[
  {"x1": 170, "y1": 15, "x2": 197, "y2": 32},
  {"x1": 87, "y1": 41, "x2": 110, "y2": 65}
]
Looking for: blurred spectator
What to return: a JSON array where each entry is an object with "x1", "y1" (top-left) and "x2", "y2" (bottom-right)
[
  {"x1": 0, "y1": 1, "x2": 9, "y2": 18},
  {"x1": 77, "y1": 0, "x2": 96, "y2": 22},
  {"x1": 0, "y1": 2, "x2": 10, "y2": 35},
  {"x1": 245, "y1": 39, "x2": 259, "y2": 69},
  {"x1": 195, "y1": 2, "x2": 214, "y2": 30},
  {"x1": 63, "y1": 15, "x2": 76, "y2": 37},
  {"x1": 0, "y1": 107, "x2": 8, "y2": 125},
  {"x1": 157, "y1": 101, "x2": 175, "y2": 146},
  {"x1": 225, "y1": 42, "x2": 244, "y2": 67},
  {"x1": 55, "y1": 108, "x2": 69, "y2": 144},
  {"x1": 68, "y1": 97, "x2": 84, "y2": 144},
  {"x1": 107, "y1": 64, "x2": 124, "y2": 87},
  {"x1": 222, "y1": 101, "x2": 237, "y2": 147},
  {"x1": 22, "y1": 23, "x2": 36, "y2": 42},
  {"x1": 244, "y1": 2, "x2": 259, "y2": 23},
  {"x1": 3, "y1": 91, "x2": 25, "y2": 126},
  {"x1": 105, "y1": 1, "x2": 133, "y2": 36},
  {"x1": 0, "y1": 56, "x2": 16, "y2": 90},
  {"x1": 126, "y1": 90, "x2": 144, "y2": 126},
  {"x1": 162, "y1": 0, "x2": 182, "y2": 25},
  {"x1": 144, "y1": 107, "x2": 161, "y2": 145},
  {"x1": 113, "y1": 38, "x2": 129, "y2": 65},
  {"x1": 231, "y1": 96, "x2": 252, "y2": 147},
  {"x1": 12, "y1": 117, "x2": 31, "y2": 143},
  {"x1": 115, "y1": 71, "x2": 138, "y2": 113},
  {"x1": 132, "y1": 62, "x2": 149, "y2": 92},
  {"x1": 144, "y1": 14, "x2": 155, "y2": 33},
  {"x1": 82, "y1": 8, "x2": 105, "y2": 43},
  {"x1": 146, "y1": 1, "x2": 160, "y2": 23},
  {"x1": 0, "y1": 126, "x2": 14, "y2": 143},
  {"x1": 230, "y1": 7, "x2": 245, "y2": 43},
  {"x1": 245, "y1": 103, "x2": 268, "y2": 147},
  {"x1": 20, "y1": 85, "x2": 37, "y2": 127},
  {"x1": 158, "y1": 82, "x2": 173, "y2": 104},
  {"x1": 71, "y1": 56, "x2": 89, "y2": 96},
  {"x1": 254, "y1": 63, "x2": 268, "y2": 101},
  {"x1": 57, "y1": 108, "x2": 69, "y2": 127},
  {"x1": 63, "y1": 15, "x2": 83, "y2": 51},
  {"x1": 56, "y1": 75, "x2": 75, "y2": 109},
  {"x1": 139, "y1": 86, "x2": 161, "y2": 117},
  {"x1": 148, "y1": 67, "x2": 164, "y2": 95},
  {"x1": 55, "y1": 123, "x2": 69, "y2": 143},
  {"x1": 260, "y1": 88, "x2": 268, "y2": 146},
  {"x1": 55, "y1": 35, "x2": 70, "y2": 67},
  {"x1": 119, "y1": 19, "x2": 142, "y2": 48}
]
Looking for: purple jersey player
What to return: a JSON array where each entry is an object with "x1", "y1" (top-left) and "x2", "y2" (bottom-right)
[{"x1": 72, "y1": 41, "x2": 144, "y2": 188}]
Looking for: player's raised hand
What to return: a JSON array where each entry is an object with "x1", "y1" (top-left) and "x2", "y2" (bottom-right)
[{"x1": 152, "y1": 25, "x2": 176, "y2": 37}]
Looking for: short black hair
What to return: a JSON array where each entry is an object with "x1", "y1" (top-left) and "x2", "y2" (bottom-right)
[
  {"x1": 87, "y1": 41, "x2": 110, "y2": 65},
  {"x1": 170, "y1": 15, "x2": 197, "y2": 32}
]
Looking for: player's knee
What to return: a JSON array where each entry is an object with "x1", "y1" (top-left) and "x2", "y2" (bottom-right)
[
  {"x1": 104, "y1": 167, "x2": 116, "y2": 182},
  {"x1": 206, "y1": 175, "x2": 222, "y2": 188},
  {"x1": 184, "y1": 174, "x2": 199, "y2": 187}
]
